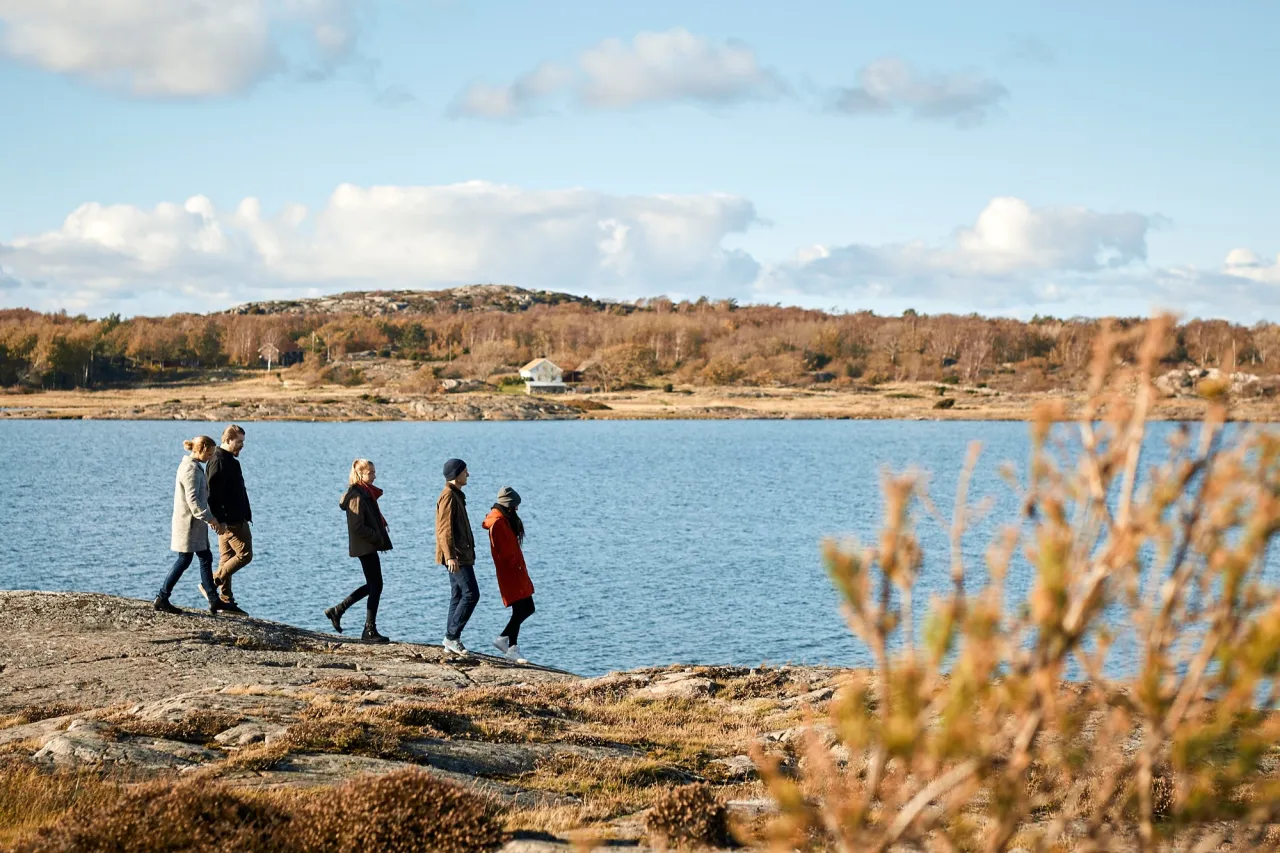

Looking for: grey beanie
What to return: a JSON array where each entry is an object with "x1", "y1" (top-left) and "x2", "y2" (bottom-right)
[
  {"x1": 495, "y1": 486, "x2": 521, "y2": 508},
  {"x1": 443, "y1": 458, "x2": 467, "y2": 481}
]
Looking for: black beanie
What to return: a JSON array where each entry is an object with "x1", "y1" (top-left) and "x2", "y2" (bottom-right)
[{"x1": 443, "y1": 458, "x2": 467, "y2": 481}]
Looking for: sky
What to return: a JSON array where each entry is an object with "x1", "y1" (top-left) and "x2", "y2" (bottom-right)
[{"x1": 0, "y1": 0, "x2": 1277, "y2": 321}]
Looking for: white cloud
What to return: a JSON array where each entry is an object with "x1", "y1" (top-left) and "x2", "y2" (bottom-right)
[
  {"x1": 758, "y1": 197, "x2": 1156, "y2": 309},
  {"x1": 832, "y1": 57, "x2": 1008, "y2": 128},
  {"x1": 452, "y1": 28, "x2": 784, "y2": 118},
  {"x1": 0, "y1": 0, "x2": 362, "y2": 96},
  {"x1": 1223, "y1": 248, "x2": 1280, "y2": 284},
  {"x1": 0, "y1": 182, "x2": 761, "y2": 315}
]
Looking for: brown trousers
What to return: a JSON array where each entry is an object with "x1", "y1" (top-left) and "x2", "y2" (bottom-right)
[{"x1": 214, "y1": 522, "x2": 253, "y2": 601}]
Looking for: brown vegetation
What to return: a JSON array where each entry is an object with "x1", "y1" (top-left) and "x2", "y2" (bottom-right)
[
  {"x1": 1, "y1": 767, "x2": 502, "y2": 853},
  {"x1": 646, "y1": 782, "x2": 733, "y2": 849},
  {"x1": 5, "y1": 286, "x2": 1280, "y2": 396},
  {"x1": 754, "y1": 316, "x2": 1280, "y2": 851}
]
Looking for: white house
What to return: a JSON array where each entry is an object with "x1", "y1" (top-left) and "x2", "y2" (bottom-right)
[{"x1": 519, "y1": 357, "x2": 566, "y2": 394}]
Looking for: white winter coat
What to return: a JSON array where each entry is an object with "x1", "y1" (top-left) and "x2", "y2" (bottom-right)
[{"x1": 171, "y1": 455, "x2": 218, "y2": 553}]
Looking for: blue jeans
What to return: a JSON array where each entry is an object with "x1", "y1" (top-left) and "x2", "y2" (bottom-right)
[
  {"x1": 446, "y1": 564, "x2": 479, "y2": 641},
  {"x1": 158, "y1": 550, "x2": 215, "y2": 601}
]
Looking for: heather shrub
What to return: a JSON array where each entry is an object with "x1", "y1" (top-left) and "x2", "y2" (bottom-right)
[
  {"x1": 109, "y1": 710, "x2": 241, "y2": 743},
  {"x1": 281, "y1": 716, "x2": 410, "y2": 760},
  {"x1": 8, "y1": 778, "x2": 292, "y2": 852},
  {"x1": 645, "y1": 782, "x2": 731, "y2": 849},
  {"x1": 0, "y1": 703, "x2": 84, "y2": 727},
  {"x1": 757, "y1": 316, "x2": 1280, "y2": 851},
  {"x1": 292, "y1": 768, "x2": 504, "y2": 852}
]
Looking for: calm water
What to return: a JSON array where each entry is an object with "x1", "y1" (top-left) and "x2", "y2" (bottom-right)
[{"x1": 0, "y1": 418, "x2": 1264, "y2": 676}]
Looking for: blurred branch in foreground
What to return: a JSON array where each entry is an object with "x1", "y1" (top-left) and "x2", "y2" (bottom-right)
[{"x1": 756, "y1": 315, "x2": 1280, "y2": 852}]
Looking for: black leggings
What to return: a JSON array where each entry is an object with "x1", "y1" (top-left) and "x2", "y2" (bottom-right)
[
  {"x1": 338, "y1": 552, "x2": 383, "y2": 625},
  {"x1": 501, "y1": 597, "x2": 535, "y2": 646}
]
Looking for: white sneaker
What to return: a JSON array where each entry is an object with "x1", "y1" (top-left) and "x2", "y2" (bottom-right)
[
  {"x1": 504, "y1": 645, "x2": 528, "y2": 664},
  {"x1": 492, "y1": 636, "x2": 510, "y2": 654},
  {"x1": 442, "y1": 638, "x2": 469, "y2": 656}
]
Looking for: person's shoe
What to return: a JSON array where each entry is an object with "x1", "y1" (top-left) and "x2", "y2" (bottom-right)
[
  {"x1": 324, "y1": 607, "x2": 343, "y2": 634},
  {"x1": 361, "y1": 625, "x2": 391, "y2": 645},
  {"x1": 208, "y1": 600, "x2": 221, "y2": 616},
  {"x1": 219, "y1": 599, "x2": 247, "y2": 615},
  {"x1": 492, "y1": 635, "x2": 511, "y2": 654},
  {"x1": 442, "y1": 638, "x2": 469, "y2": 656},
  {"x1": 504, "y1": 645, "x2": 528, "y2": 664},
  {"x1": 153, "y1": 595, "x2": 181, "y2": 615}
]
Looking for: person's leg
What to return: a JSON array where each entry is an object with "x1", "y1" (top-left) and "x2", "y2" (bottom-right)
[
  {"x1": 214, "y1": 523, "x2": 253, "y2": 602},
  {"x1": 158, "y1": 552, "x2": 194, "y2": 599},
  {"x1": 446, "y1": 567, "x2": 476, "y2": 641},
  {"x1": 502, "y1": 597, "x2": 535, "y2": 646},
  {"x1": 360, "y1": 553, "x2": 383, "y2": 627},
  {"x1": 195, "y1": 550, "x2": 218, "y2": 611},
  {"x1": 450, "y1": 568, "x2": 471, "y2": 635},
  {"x1": 336, "y1": 567, "x2": 371, "y2": 615},
  {"x1": 453, "y1": 565, "x2": 480, "y2": 637}
]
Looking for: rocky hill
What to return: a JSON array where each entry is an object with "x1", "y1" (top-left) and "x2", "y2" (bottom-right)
[
  {"x1": 227, "y1": 285, "x2": 617, "y2": 317},
  {"x1": 0, "y1": 591, "x2": 839, "y2": 850}
]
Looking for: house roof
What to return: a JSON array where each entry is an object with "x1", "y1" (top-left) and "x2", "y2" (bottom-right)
[{"x1": 520, "y1": 357, "x2": 559, "y2": 372}]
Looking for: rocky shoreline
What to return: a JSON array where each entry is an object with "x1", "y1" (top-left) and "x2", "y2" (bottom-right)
[
  {"x1": 5, "y1": 382, "x2": 1276, "y2": 424},
  {"x1": 0, "y1": 591, "x2": 840, "y2": 850}
]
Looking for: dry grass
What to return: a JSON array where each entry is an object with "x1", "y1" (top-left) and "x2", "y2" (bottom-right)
[
  {"x1": 311, "y1": 674, "x2": 383, "y2": 691},
  {"x1": 104, "y1": 710, "x2": 241, "y2": 744},
  {"x1": 0, "y1": 760, "x2": 126, "y2": 845},
  {"x1": 1, "y1": 765, "x2": 503, "y2": 852},
  {"x1": 0, "y1": 704, "x2": 86, "y2": 730}
]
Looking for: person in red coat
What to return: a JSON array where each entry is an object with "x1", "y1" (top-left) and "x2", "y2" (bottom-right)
[{"x1": 482, "y1": 486, "x2": 535, "y2": 664}]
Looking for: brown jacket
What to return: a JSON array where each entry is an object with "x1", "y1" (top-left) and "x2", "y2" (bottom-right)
[{"x1": 435, "y1": 484, "x2": 475, "y2": 566}]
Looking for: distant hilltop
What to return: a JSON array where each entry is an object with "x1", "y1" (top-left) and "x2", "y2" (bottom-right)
[{"x1": 226, "y1": 284, "x2": 613, "y2": 317}]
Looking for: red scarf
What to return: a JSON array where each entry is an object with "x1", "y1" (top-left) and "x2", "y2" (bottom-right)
[{"x1": 356, "y1": 482, "x2": 387, "y2": 528}]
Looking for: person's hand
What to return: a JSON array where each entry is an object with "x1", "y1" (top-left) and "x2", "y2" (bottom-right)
[{"x1": 447, "y1": 558, "x2": 459, "y2": 573}]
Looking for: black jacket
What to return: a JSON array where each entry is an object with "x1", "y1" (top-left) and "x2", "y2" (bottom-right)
[
  {"x1": 341, "y1": 485, "x2": 393, "y2": 558},
  {"x1": 206, "y1": 447, "x2": 252, "y2": 525}
]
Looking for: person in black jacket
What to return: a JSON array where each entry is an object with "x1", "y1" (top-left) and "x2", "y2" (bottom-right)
[
  {"x1": 206, "y1": 424, "x2": 252, "y2": 614},
  {"x1": 324, "y1": 458, "x2": 392, "y2": 644}
]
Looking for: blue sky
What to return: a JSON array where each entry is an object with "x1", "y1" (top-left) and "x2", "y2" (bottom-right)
[{"x1": 1, "y1": 0, "x2": 1277, "y2": 320}]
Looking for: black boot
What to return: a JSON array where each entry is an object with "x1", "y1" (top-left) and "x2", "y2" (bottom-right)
[
  {"x1": 324, "y1": 606, "x2": 344, "y2": 634},
  {"x1": 361, "y1": 623, "x2": 390, "y2": 644},
  {"x1": 153, "y1": 595, "x2": 181, "y2": 615}
]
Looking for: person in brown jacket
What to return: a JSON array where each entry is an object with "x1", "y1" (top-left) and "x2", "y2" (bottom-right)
[
  {"x1": 437, "y1": 457, "x2": 477, "y2": 656},
  {"x1": 324, "y1": 458, "x2": 392, "y2": 644}
]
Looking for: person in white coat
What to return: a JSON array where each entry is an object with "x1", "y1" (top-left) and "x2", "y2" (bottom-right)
[{"x1": 154, "y1": 435, "x2": 227, "y2": 615}]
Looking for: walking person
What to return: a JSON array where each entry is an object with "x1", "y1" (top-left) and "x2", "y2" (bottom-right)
[
  {"x1": 437, "y1": 458, "x2": 477, "y2": 656},
  {"x1": 154, "y1": 436, "x2": 226, "y2": 616},
  {"x1": 207, "y1": 424, "x2": 252, "y2": 615},
  {"x1": 324, "y1": 459, "x2": 392, "y2": 644},
  {"x1": 483, "y1": 487, "x2": 535, "y2": 664}
]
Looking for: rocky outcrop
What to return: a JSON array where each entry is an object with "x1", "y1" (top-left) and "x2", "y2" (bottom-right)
[
  {"x1": 0, "y1": 591, "x2": 843, "y2": 850},
  {"x1": 1154, "y1": 367, "x2": 1266, "y2": 397},
  {"x1": 226, "y1": 285, "x2": 610, "y2": 318}
]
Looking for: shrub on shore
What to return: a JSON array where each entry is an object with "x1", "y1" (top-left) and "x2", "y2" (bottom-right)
[
  {"x1": 645, "y1": 782, "x2": 731, "y2": 849},
  {"x1": 756, "y1": 316, "x2": 1280, "y2": 850},
  {"x1": 1, "y1": 765, "x2": 503, "y2": 853}
]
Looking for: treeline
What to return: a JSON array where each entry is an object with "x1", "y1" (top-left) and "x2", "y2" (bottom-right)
[{"x1": 3, "y1": 296, "x2": 1278, "y2": 391}]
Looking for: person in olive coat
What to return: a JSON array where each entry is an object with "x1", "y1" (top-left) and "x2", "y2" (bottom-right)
[{"x1": 324, "y1": 458, "x2": 392, "y2": 644}]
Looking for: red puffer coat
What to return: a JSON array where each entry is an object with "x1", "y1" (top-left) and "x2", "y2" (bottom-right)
[{"x1": 482, "y1": 508, "x2": 535, "y2": 607}]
